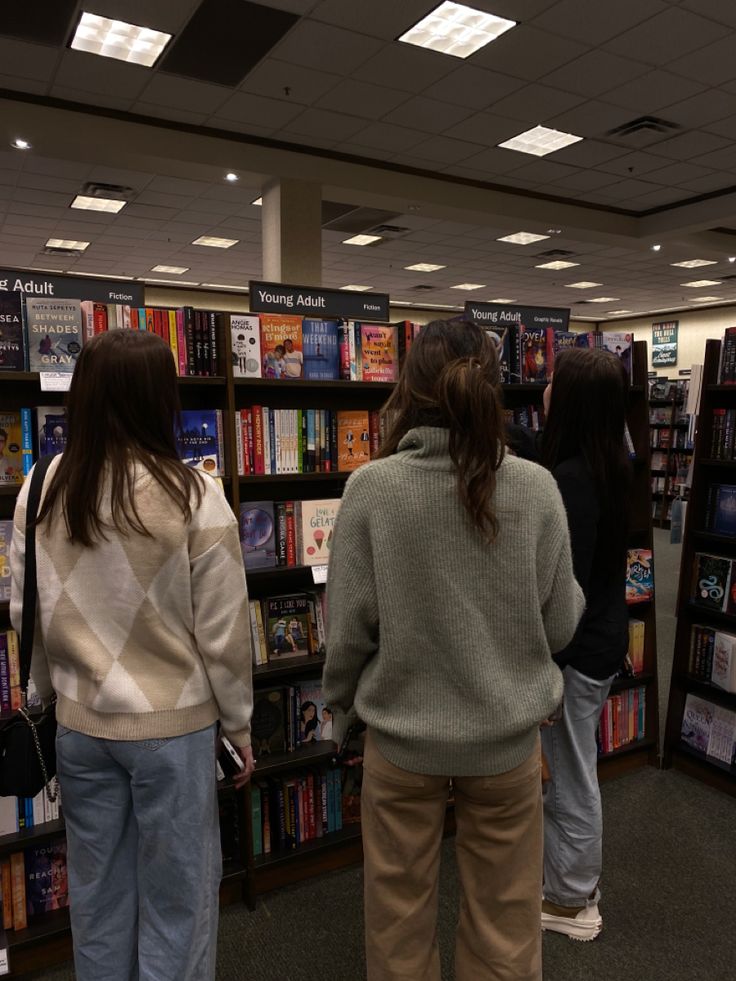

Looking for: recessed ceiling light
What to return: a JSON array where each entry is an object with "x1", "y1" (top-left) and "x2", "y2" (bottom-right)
[
  {"x1": 450, "y1": 283, "x2": 485, "y2": 290},
  {"x1": 729, "y1": 257, "x2": 736, "y2": 263},
  {"x1": 46, "y1": 238, "x2": 90, "y2": 251},
  {"x1": 487, "y1": 297, "x2": 516, "y2": 303},
  {"x1": 497, "y1": 231, "x2": 550, "y2": 246},
  {"x1": 68, "y1": 270, "x2": 130, "y2": 279},
  {"x1": 151, "y1": 265, "x2": 189, "y2": 274},
  {"x1": 192, "y1": 235, "x2": 238, "y2": 248},
  {"x1": 565, "y1": 281, "x2": 602, "y2": 289},
  {"x1": 200, "y1": 283, "x2": 250, "y2": 291},
  {"x1": 71, "y1": 194, "x2": 126, "y2": 213},
  {"x1": 651, "y1": 244, "x2": 662, "y2": 251},
  {"x1": 341, "y1": 285, "x2": 372, "y2": 292},
  {"x1": 225, "y1": 173, "x2": 239, "y2": 182},
  {"x1": 404, "y1": 262, "x2": 446, "y2": 272},
  {"x1": 691, "y1": 296, "x2": 723, "y2": 302},
  {"x1": 681, "y1": 280, "x2": 722, "y2": 287},
  {"x1": 547, "y1": 228, "x2": 562, "y2": 235},
  {"x1": 143, "y1": 278, "x2": 201, "y2": 286},
  {"x1": 398, "y1": 2, "x2": 516, "y2": 60},
  {"x1": 670, "y1": 259, "x2": 718, "y2": 268},
  {"x1": 586, "y1": 297, "x2": 621, "y2": 303},
  {"x1": 606, "y1": 310, "x2": 633, "y2": 316},
  {"x1": 70, "y1": 12, "x2": 172, "y2": 68},
  {"x1": 251, "y1": 196, "x2": 263, "y2": 206},
  {"x1": 11, "y1": 138, "x2": 31, "y2": 150},
  {"x1": 342, "y1": 234, "x2": 382, "y2": 246},
  {"x1": 535, "y1": 260, "x2": 579, "y2": 270},
  {"x1": 498, "y1": 125, "x2": 583, "y2": 157}
]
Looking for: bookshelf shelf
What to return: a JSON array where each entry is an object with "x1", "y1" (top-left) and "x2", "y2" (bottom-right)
[
  {"x1": 598, "y1": 737, "x2": 656, "y2": 762},
  {"x1": 246, "y1": 564, "x2": 316, "y2": 582},
  {"x1": 253, "y1": 654, "x2": 326, "y2": 682},
  {"x1": 0, "y1": 819, "x2": 65, "y2": 858},
  {"x1": 253, "y1": 824, "x2": 362, "y2": 871},
  {"x1": 254, "y1": 742, "x2": 337, "y2": 778},
  {"x1": 672, "y1": 744, "x2": 736, "y2": 797},
  {"x1": 682, "y1": 677, "x2": 736, "y2": 711},
  {"x1": 7, "y1": 907, "x2": 71, "y2": 950},
  {"x1": 700, "y1": 459, "x2": 736, "y2": 469},
  {"x1": 239, "y1": 472, "x2": 351, "y2": 484},
  {"x1": 0, "y1": 487, "x2": 21, "y2": 497},
  {"x1": 235, "y1": 378, "x2": 395, "y2": 392},
  {"x1": 683, "y1": 604, "x2": 736, "y2": 629},
  {"x1": 610, "y1": 672, "x2": 654, "y2": 694}
]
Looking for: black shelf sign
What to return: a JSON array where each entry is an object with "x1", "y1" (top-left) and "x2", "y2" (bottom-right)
[
  {"x1": 0, "y1": 269, "x2": 144, "y2": 306},
  {"x1": 249, "y1": 281, "x2": 389, "y2": 321},
  {"x1": 464, "y1": 300, "x2": 570, "y2": 330}
]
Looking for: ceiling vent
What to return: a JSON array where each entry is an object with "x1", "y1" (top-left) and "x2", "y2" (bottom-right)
[
  {"x1": 43, "y1": 246, "x2": 85, "y2": 256},
  {"x1": 79, "y1": 181, "x2": 135, "y2": 202},
  {"x1": 322, "y1": 206, "x2": 402, "y2": 234},
  {"x1": 369, "y1": 223, "x2": 410, "y2": 238},
  {"x1": 605, "y1": 116, "x2": 681, "y2": 147},
  {"x1": 537, "y1": 248, "x2": 576, "y2": 257},
  {"x1": 410, "y1": 284, "x2": 436, "y2": 291}
]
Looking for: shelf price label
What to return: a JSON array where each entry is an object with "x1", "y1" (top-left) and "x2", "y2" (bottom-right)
[
  {"x1": 311, "y1": 565, "x2": 329, "y2": 584},
  {"x1": 39, "y1": 371, "x2": 73, "y2": 392}
]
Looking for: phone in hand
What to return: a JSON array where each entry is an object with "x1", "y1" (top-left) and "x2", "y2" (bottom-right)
[{"x1": 218, "y1": 735, "x2": 245, "y2": 778}]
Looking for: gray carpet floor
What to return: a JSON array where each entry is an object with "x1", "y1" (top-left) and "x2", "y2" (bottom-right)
[{"x1": 27, "y1": 528, "x2": 736, "y2": 981}]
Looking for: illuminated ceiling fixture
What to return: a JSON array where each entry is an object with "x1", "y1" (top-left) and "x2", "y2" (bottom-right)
[
  {"x1": 225, "y1": 173, "x2": 239, "y2": 182},
  {"x1": 251, "y1": 197, "x2": 263, "y2": 206},
  {"x1": 71, "y1": 12, "x2": 172, "y2": 67},
  {"x1": 451, "y1": 283, "x2": 485, "y2": 290},
  {"x1": 342, "y1": 234, "x2": 382, "y2": 246},
  {"x1": 681, "y1": 280, "x2": 722, "y2": 287},
  {"x1": 498, "y1": 125, "x2": 583, "y2": 157},
  {"x1": 192, "y1": 236, "x2": 239, "y2": 248},
  {"x1": 565, "y1": 281, "x2": 602, "y2": 289},
  {"x1": 341, "y1": 285, "x2": 372, "y2": 292},
  {"x1": 535, "y1": 260, "x2": 579, "y2": 270},
  {"x1": 11, "y1": 138, "x2": 31, "y2": 150},
  {"x1": 487, "y1": 297, "x2": 516, "y2": 303},
  {"x1": 606, "y1": 310, "x2": 633, "y2": 316},
  {"x1": 497, "y1": 231, "x2": 550, "y2": 245},
  {"x1": 670, "y1": 259, "x2": 717, "y2": 268},
  {"x1": 586, "y1": 297, "x2": 620, "y2": 303},
  {"x1": 691, "y1": 296, "x2": 723, "y2": 302},
  {"x1": 651, "y1": 244, "x2": 661, "y2": 251},
  {"x1": 398, "y1": 2, "x2": 516, "y2": 59},
  {"x1": 404, "y1": 263, "x2": 446, "y2": 272},
  {"x1": 46, "y1": 238, "x2": 90, "y2": 251},
  {"x1": 71, "y1": 194, "x2": 126, "y2": 213},
  {"x1": 151, "y1": 265, "x2": 189, "y2": 274}
]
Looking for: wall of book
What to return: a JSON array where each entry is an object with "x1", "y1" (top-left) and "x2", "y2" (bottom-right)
[
  {"x1": 664, "y1": 333, "x2": 736, "y2": 796},
  {"x1": 648, "y1": 377, "x2": 693, "y2": 529}
]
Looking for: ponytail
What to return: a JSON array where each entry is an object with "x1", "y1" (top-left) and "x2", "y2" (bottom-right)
[{"x1": 379, "y1": 320, "x2": 505, "y2": 542}]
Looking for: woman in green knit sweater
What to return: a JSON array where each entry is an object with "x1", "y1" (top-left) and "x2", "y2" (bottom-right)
[{"x1": 323, "y1": 319, "x2": 584, "y2": 981}]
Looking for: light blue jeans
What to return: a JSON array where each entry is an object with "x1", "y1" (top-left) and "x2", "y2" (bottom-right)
[
  {"x1": 541, "y1": 666, "x2": 615, "y2": 908},
  {"x1": 56, "y1": 723, "x2": 221, "y2": 981}
]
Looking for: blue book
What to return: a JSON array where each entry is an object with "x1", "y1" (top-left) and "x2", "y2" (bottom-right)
[
  {"x1": 175, "y1": 410, "x2": 224, "y2": 476},
  {"x1": 251, "y1": 784, "x2": 263, "y2": 858},
  {"x1": 303, "y1": 319, "x2": 340, "y2": 380},
  {"x1": 21, "y1": 408, "x2": 33, "y2": 475},
  {"x1": 37, "y1": 406, "x2": 68, "y2": 457},
  {"x1": 239, "y1": 501, "x2": 277, "y2": 570},
  {"x1": 708, "y1": 484, "x2": 736, "y2": 537}
]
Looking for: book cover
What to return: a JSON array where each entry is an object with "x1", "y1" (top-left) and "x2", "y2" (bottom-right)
[
  {"x1": 251, "y1": 687, "x2": 286, "y2": 755},
  {"x1": 0, "y1": 521, "x2": 11, "y2": 602},
  {"x1": 302, "y1": 319, "x2": 340, "y2": 380},
  {"x1": 175, "y1": 410, "x2": 224, "y2": 476},
  {"x1": 600, "y1": 331, "x2": 633, "y2": 380},
  {"x1": 10, "y1": 851, "x2": 26, "y2": 930},
  {"x1": 707, "y1": 705, "x2": 736, "y2": 764},
  {"x1": 260, "y1": 315, "x2": 303, "y2": 379},
  {"x1": 626, "y1": 549, "x2": 654, "y2": 604},
  {"x1": 520, "y1": 327, "x2": 553, "y2": 383},
  {"x1": 692, "y1": 553, "x2": 732, "y2": 612},
  {"x1": 360, "y1": 324, "x2": 398, "y2": 382},
  {"x1": 0, "y1": 411, "x2": 24, "y2": 485},
  {"x1": 299, "y1": 499, "x2": 341, "y2": 566},
  {"x1": 337, "y1": 410, "x2": 370, "y2": 471},
  {"x1": 707, "y1": 484, "x2": 736, "y2": 537},
  {"x1": 574, "y1": 332, "x2": 596, "y2": 348},
  {"x1": 482, "y1": 324, "x2": 520, "y2": 385},
  {"x1": 0, "y1": 292, "x2": 25, "y2": 371},
  {"x1": 264, "y1": 594, "x2": 312, "y2": 660},
  {"x1": 681, "y1": 694, "x2": 714, "y2": 754},
  {"x1": 239, "y1": 501, "x2": 277, "y2": 570},
  {"x1": 553, "y1": 330, "x2": 578, "y2": 357},
  {"x1": 25, "y1": 841, "x2": 68, "y2": 916},
  {"x1": 231, "y1": 315, "x2": 261, "y2": 378},
  {"x1": 298, "y1": 679, "x2": 332, "y2": 744},
  {"x1": 25, "y1": 298, "x2": 83, "y2": 373},
  {"x1": 36, "y1": 406, "x2": 68, "y2": 458},
  {"x1": 711, "y1": 631, "x2": 736, "y2": 693}
]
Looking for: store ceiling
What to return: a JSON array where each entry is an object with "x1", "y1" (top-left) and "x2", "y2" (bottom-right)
[{"x1": 2, "y1": 0, "x2": 736, "y2": 319}]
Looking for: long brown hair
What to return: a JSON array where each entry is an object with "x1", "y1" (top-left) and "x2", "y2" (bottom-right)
[
  {"x1": 38, "y1": 330, "x2": 203, "y2": 546},
  {"x1": 541, "y1": 346, "x2": 632, "y2": 570},
  {"x1": 379, "y1": 319, "x2": 505, "y2": 541}
]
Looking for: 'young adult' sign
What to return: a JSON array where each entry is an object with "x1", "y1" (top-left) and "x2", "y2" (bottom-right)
[
  {"x1": 464, "y1": 300, "x2": 570, "y2": 331},
  {"x1": 250, "y1": 281, "x2": 390, "y2": 321},
  {"x1": 0, "y1": 270, "x2": 144, "y2": 306}
]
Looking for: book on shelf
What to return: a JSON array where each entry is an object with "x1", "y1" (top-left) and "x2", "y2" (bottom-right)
[
  {"x1": 0, "y1": 410, "x2": 32, "y2": 485},
  {"x1": 520, "y1": 327, "x2": 553, "y2": 384},
  {"x1": 252, "y1": 765, "x2": 343, "y2": 856},
  {"x1": 0, "y1": 630, "x2": 22, "y2": 712},
  {"x1": 25, "y1": 299, "x2": 82, "y2": 374},
  {"x1": 297, "y1": 679, "x2": 333, "y2": 744},
  {"x1": 300, "y1": 499, "x2": 340, "y2": 567},
  {"x1": 0, "y1": 782, "x2": 60, "y2": 838},
  {"x1": 482, "y1": 323, "x2": 520, "y2": 385},
  {"x1": 600, "y1": 331, "x2": 633, "y2": 381},
  {"x1": 337, "y1": 410, "x2": 370, "y2": 471},
  {"x1": 249, "y1": 590, "x2": 326, "y2": 666},
  {"x1": 25, "y1": 840, "x2": 68, "y2": 917},
  {"x1": 681, "y1": 693, "x2": 736, "y2": 765},
  {"x1": 553, "y1": 329, "x2": 578, "y2": 358},
  {"x1": 252, "y1": 687, "x2": 288, "y2": 756},
  {"x1": 628, "y1": 619, "x2": 645, "y2": 675},
  {"x1": 710, "y1": 408, "x2": 736, "y2": 460},
  {"x1": 0, "y1": 292, "x2": 25, "y2": 371},
  {"x1": 690, "y1": 625, "x2": 736, "y2": 693},
  {"x1": 626, "y1": 549, "x2": 654, "y2": 604},
  {"x1": 705, "y1": 484, "x2": 736, "y2": 537},
  {"x1": 649, "y1": 406, "x2": 673, "y2": 425},
  {"x1": 240, "y1": 501, "x2": 277, "y2": 571},
  {"x1": 302, "y1": 319, "x2": 341, "y2": 381},
  {"x1": 36, "y1": 406, "x2": 68, "y2": 458},
  {"x1": 175, "y1": 409, "x2": 224, "y2": 476},
  {"x1": 597, "y1": 685, "x2": 646, "y2": 754},
  {"x1": 0, "y1": 521, "x2": 11, "y2": 602},
  {"x1": 260, "y1": 314, "x2": 303, "y2": 379},
  {"x1": 394, "y1": 321, "x2": 423, "y2": 370},
  {"x1": 360, "y1": 324, "x2": 399, "y2": 383},
  {"x1": 230, "y1": 314, "x2": 261, "y2": 379},
  {"x1": 692, "y1": 553, "x2": 735, "y2": 614},
  {"x1": 717, "y1": 326, "x2": 736, "y2": 384},
  {"x1": 10, "y1": 851, "x2": 26, "y2": 930}
]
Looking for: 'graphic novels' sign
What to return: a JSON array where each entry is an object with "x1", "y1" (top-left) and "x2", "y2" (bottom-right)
[{"x1": 464, "y1": 301, "x2": 570, "y2": 331}]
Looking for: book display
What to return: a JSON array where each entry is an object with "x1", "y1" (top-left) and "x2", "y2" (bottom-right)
[
  {"x1": 664, "y1": 336, "x2": 736, "y2": 795},
  {"x1": 648, "y1": 379, "x2": 692, "y2": 529},
  {"x1": 0, "y1": 275, "x2": 660, "y2": 971}
]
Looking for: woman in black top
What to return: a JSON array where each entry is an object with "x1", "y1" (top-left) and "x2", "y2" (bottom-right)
[{"x1": 539, "y1": 347, "x2": 632, "y2": 942}]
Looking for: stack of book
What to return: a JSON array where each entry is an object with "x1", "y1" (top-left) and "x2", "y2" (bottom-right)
[
  {"x1": 681, "y1": 693, "x2": 736, "y2": 765},
  {"x1": 1, "y1": 841, "x2": 68, "y2": 931},
  {"x1": 251, "y1": 766, "x2": 343, "y2": 857},
  {"x1": 689, "y1": 625, "x2": 736, "y2": 690}
]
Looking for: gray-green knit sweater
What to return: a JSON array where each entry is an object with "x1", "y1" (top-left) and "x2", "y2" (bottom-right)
[{"x1": 323, "y1": 426, "x2": 585, "y2": 776}]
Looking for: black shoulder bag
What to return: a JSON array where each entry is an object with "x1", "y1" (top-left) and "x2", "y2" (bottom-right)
[{"x1": 0, "y1": 455, "x2": 58, "y2": 799}]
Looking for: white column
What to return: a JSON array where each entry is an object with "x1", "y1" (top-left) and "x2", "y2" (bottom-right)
[{"x1": 261, "y1": 178, "x2": 322, "y2": 286}]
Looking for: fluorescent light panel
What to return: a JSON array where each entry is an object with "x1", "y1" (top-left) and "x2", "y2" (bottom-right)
[
  {"x1": 192, "y1": 235, "x2": 238, "y2": 248},
  {"x1": 71, "y1": 12, "x2": 171, "y2": 68},
  {"x1": 341, "y1": 285, "x2": 372, "y2": 292},
  {"x1": 586, "y1": 297, "x2": 620, "y2": 303},
  {"x1": 499, "y1": 125, "x2": 583, "y2": 157},
  {"x1": 691, "y1": 296, "x2": 723, "y2": 302},
  {"x1": 670, "y1": 259, "x2": 718, "y2": 268},
  {"x1": 71, "y1": 194, "x2": 126, "y2": 213},
  {"x1": 251, "y1": 197, "x2": 263, "y2": 206},
  {"x1": 487, "y1": 297, "x2": 516, "y2": 303},
  {"x1": 342, "y1": 234, "x2": 382, "y2": 246},
  {"x1": 565, "y1": 281, "x2": 602, "y2": 289},
  {"x1": 451, "y1": 283, "x2": 485, "y2": 290},
  {"x1": 404, "y1": 262, "x2": 446, "y2": 272},
  {"x1": 606, "y1": 310, "x2": 633, "y2": 316},
  {"x1": 498, "y1": 231, "x2": 550, "y2": 245},
  {"x1": 535, "y1": 259, "x2": 579, "y2": 270},
  {"x1": 46, "y1": 238, "x2": 90, "y2": 251},
  {"x1": 398, "y1": 2, "x2": 516, "y2": 60},
  {"x1": 681, "y1": 280, "x2": 721, "y2": 287},
  {"x1": 151, "y1": 265, "x2": 189, "y2": 274},
  {"x1": 200, "y1": 283, "x2": 250, "y2": 291},
  {"x1": 143, "y1": 278, "x2": 201, "y2": 286},
  {"x1": 11, "y1": 138, "x2": 31, "y2": 150}
]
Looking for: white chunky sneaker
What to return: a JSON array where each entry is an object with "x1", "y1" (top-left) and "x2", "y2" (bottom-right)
[{"x1": 541, "y1": 901, "x2": 603, "y2": 942}]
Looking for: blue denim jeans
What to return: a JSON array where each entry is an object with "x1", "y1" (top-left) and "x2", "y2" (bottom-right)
[
  {"x1": 56, "y1": 723, "x2": 221, "y2": 981},
  {"x1": 541, "y1": 666, "x2": 615, "y2": 908}
]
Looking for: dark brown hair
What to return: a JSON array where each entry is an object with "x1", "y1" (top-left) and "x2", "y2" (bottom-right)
[
  {"x1": 541, "y1": 346, "x2": 632, "y2": 569},
  {"x1": 379, "y1": 319, "x2": 505, "y2": 540},
  {"x1": 38, "y1": 330, "x2": 203, "y2": 546}
]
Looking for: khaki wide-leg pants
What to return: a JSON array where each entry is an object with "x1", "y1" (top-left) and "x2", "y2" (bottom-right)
[{"x1": 361, "y1": 731, "x2": 543, "y2": 981}]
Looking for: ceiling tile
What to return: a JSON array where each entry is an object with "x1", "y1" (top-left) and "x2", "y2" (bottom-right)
[
  {"x1": 383, "y1": 96, "x2": 472, "y2": 135},
  {"x1": 278, "y1": 108, "x2": 366, "y2": 142},
  {"x1": 679, "y1": 0, "x2": 736, "y2": 29},
  {"x1": 54, "y1": 50, "x2": 151, "y2": 100},
  {"x1": 677, "y1": 171, "x2": 736, "y2": 193},
  {"x1": 317, "y1": 79, "x2": 409, "y2": 119},
  {"x1": 23, "y1": 157, "x2": 90, "y2": 181},
  {"x1": 668, "y1": 35, "x2": 736, "y2": 87},
  {"x1": 346, "y1": 122, "x2": 426, "y2": 153},
  {"x1": 543, "y1": 50, "x2": 649, "y2": 98},
  {"x1": 84, "y1": 0, "x2": 201, "y2": 33},
  {"x1": 490, "y1": 83, "x2": 584, "y2": 124},
  {"x1": 49, "y1": 87, "x2": 135, "y2": 112},
  {"x1": 443, "y1": 113, "x2": 530, "y2": 149},
  {"x1": 507, "y1": 159, "x2": 578, "y2": 184},
  {"x1": 647, "y1": 130, "x2": 731, "y2": 160},
  {"x1": 0, "y1": 37, "x2": 59, "y2": 83},
  {"x1": 642, "y1": 161, "x2": 717, "y2": 187},
  {"x1": 663, "y1": 90, "x2": 736, "y2": 127},
  {"x1": 597, "y1": 151, "x2": 671, "y2": 178},
  {"x1": 601, "y1": 69, "x2": 706, "y2": 113},
  {"x1": 471, "y1": 26, "x2": 587, "y2": 81},
  {"x1": 422, "y1": 66, "x2": 524, "y2": 112},
  {"x1": 552, "y1": 140, "x2": 630, "y2": 168},
  {"x1": 135, "y1": 104, "x2": 209, "y2": 126},
  {"x1": 550, "y1": 170, "x2": 623, "y2": 192},
  {"x1": 239, "y1": 58, "x2": 340, "y2": 105},
  {"x1": 460, "y1": 146, "x2": 536, "y2": 177},
  {"x1": 137, "y1": 75, "x2": 230, "y2": 114},
  {"x1": 409, "y1": 136, "x2": 486, "y2": 165},
  {"x1": 213, "y1": 91, "x2": 302, "y2": 128},
  {"x1": 532, "y1": 0, "x2": 667, "y2": 45},
  {"x1": 0, "y1": 0, "x2": 77, "y2": 45},
  {"x1": 605, "y1": 7, "x2": 731, "y2": 66},
  {"x1": 270, "y1": 19, "x2": 383, "y2": 76},
  {"x1": 598, "y1": 177, "x2": 665, "y2": 200},
  {"x1": 0, "y1": 75, "x2": 48, "y2": 97},
  {"x1": 351, "y1": 44, "x2": 455, "y2": 93},
  {"x1": 546, "y1": 100, "x2": 637, "y2": 138},
  {"x1": 685, "y1": 144, "x2": 736, "y2": 171},
  {"x1": 310, "y1": 0, "x2": 432, "y2": 40},
  {"x1": 627, "y1": 188, "x2": 690, "y2": 210}
]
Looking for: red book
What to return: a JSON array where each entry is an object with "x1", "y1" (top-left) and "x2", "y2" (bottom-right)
[
  {"x1": 285, "y1": 501, "x2": 296, "y2": 566},
  {"x1": 240, "y1": 414, "x2": 250, "y2": 476},
  {"x1": 368, "y1": 410, "x2": 381, "y2": 459},
  {"x1": 145, "y1": 307, "x2": 156, "y2": 335},
  {"x1": 1, "y1": 859, "x2": 12, "y2": 929},
  {"x1": 130, "y1": 307, "x2": 139, "y2": 330},
  {"x1": 252, "y1": 407, "x2": 265, "y2": 476},
  {"x1": 93, "y1": 303, "x2": 108, "y2": 334},
  {"x1": 10, "y1": 851, "x2": 26, "y2": 930},
  {"x1": 176, "y1": 310, "x2": 187, "y2": 376}
]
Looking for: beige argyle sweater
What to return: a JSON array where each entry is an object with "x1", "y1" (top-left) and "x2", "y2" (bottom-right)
[{"x1": 10, "y1": 456, "x2": 253, "y2": 745}]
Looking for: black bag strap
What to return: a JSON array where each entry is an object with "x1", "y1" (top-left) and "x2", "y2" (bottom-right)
[{"x1": 19, "y1": 455, "x2": 56, "y2": 694}]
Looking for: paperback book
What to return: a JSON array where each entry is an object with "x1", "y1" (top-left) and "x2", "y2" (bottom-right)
[
  {"x1": 483, "y1": 323, "x2": 520, "y2": 384},
  {"x1": 175, "y1": 410, "x2": 224, "y2": 476},
  {"x1": 25, "y1": 298, "x2": 82, "y2": 373},
  {"x1": 0, "y1": 411, "x2": 26, "y2": 485},
  {"x1": 520, "y1": 327, "x2": 554, "y2": 384},
  {"x1": 600, "y1": 331, "x2": 633, "y2": 381},
  {"x1": 260, "y1": 315, "x2": 303, "y2": 379},
  {"x1": 626, "y1": 549, "x2": 654, "y2": 604},
  {"x1": 230, "y1": 315, "x2": 262, "y2": 378},
  {"x1": 36, "y1": 406, "x2": 68, "y2": 458},
  {"x1": 298, "y1": 679, "x2": 332, "y2": 744},
  {"x1": 299, "y1": 499, "x2": 341, "y2": 566},
  {"x1": 360, "y1": 323, "x2": 399, "y2": 382},
  {"x1": 0, "y1": 292, "x2": 25, "y2": 371},
  {"x1": 239, "y1": 501, "x2": 277, "y2": 570},
  {"x1": 337, "y1": 410, "x2": 370, "y2": 471},
  {"x1": 705, "y1": 484, "x2": 736, "y2": 537},
  {"x1": 251, "y1": 687, "x2": 287, "y2": 756},
  {"x1": 302, "y1": 319, "x2": 340, "y2": 380},
  {"x1": 264, "y1": 594, "x2": 313, "y2": 660},
  {"x1": 692, "y1": 553, "x2": 732, "y2": 613},
  {"x1": 25, "y1": 841, "x2": 68, "y2": 916},
  {"x1": 0, "y1": 520, "x2": 11, "y2": 602}
]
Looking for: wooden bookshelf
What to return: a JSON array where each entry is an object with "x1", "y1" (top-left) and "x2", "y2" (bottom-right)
[
  {"x1": 663, "y1": 338, "x2": 736, "y2": 797},
  {"x1": 648, "y1": 386, "x2": 692, "y2": 530}
]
